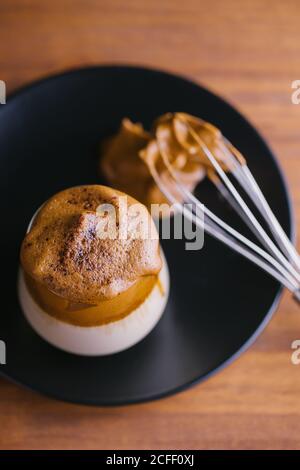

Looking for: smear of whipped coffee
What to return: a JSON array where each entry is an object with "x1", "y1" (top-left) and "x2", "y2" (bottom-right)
[{"x1": 100, "y1": 112, "x2": 241, "y2": 213}]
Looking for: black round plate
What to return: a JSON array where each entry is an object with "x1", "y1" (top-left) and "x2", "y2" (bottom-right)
[{"x1": 0, "y1": 66, "x2": 293, "y2": 405}]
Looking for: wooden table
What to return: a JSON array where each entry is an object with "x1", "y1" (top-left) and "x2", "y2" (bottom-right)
[{"x1": 1, "y1": 0, "x2": 300, "y2": 450}]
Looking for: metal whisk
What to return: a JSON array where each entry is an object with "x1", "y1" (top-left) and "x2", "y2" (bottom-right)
[{"x1": 143, "y1": 113, "x2": 300, "y2": 302}]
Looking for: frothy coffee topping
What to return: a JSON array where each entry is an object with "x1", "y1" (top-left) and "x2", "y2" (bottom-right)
[
  {"x1": 21, "y1": 185, "x2": 162, "y2": 304},
  {"x1": 100, "y1": 113, "x2": 236, "y2": 211},
  {"x1": 100, "y1": 117, "x2": 204, "y2": 212}
]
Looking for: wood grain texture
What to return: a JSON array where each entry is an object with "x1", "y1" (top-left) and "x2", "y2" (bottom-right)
[{"x1": 0, "y1": 0, "x2": 300, "y2": 450}]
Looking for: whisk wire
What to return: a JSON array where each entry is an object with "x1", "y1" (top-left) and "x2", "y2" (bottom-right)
[
  {"x1": 148, "y1": 117, "x2": 300, "y2": 302},
  {"x1": 148, "y1": 159, "x2": 298, "y2": 293},
  {"x1": 185, "y1": 124, "x2": 300, "y2": 284}
]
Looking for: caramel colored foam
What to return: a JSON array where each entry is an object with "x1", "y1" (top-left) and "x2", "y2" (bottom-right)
[
  {"x1": 100, "y1": 113, "x2": 231, "y2": 212},
  {"x1": 100, "y1": 118, "x2": 157, "y2": 208},
  {"x1": 100, "y1": 117, "x2": 205, "y2": 212},
  {"x1": 21, "y1": 185, "x2": 162, "y2": 304}
]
